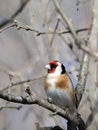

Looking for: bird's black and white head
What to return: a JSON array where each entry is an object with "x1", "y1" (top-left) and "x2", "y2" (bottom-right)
[{"x1": 45, "y1": 61, "x2": 66, "y2": 76}]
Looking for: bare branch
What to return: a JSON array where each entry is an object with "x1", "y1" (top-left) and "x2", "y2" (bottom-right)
[
  {"x1": 52, "y1": 0, "x2": 79, "y2": 43},
  {"x1": 75, "y1": 53, "x2": 90, "y2": 106},
  {"x1": 50, "y1": 18, "x2": 60, "y2": 45},
  {"x1": 0, "y1": 91, "x2": 86, "y2": 130},
  {"x1": 0, "y1": 19, "x2": 89, "y2": 35}
]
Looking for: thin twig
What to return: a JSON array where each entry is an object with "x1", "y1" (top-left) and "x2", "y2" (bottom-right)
[
  {"x1": 1, "y1": 75, "x2": 46, "y2": 92},
  {"x1": 0, "y1": 20, "x2": 89, "y2": 35},
  {"x1": 53, "y1": 0, "x2": 79, "y2": 43},
  {"x1": 50, "y1": 18, "x2": 60, "y2": 45}
]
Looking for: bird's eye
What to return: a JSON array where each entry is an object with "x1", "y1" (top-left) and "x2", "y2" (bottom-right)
[{"x1": 51, "y1": 64, "x2": 57, "y2": 68}]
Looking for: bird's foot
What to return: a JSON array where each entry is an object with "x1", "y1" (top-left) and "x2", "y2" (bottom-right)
[{"x1": 47, "y1": 97, "x2": 55, "y2": 104}]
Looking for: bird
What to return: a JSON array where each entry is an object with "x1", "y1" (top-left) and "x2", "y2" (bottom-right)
[{"x1": 44, "y1": 60, "x2": 77, "y2": 130}]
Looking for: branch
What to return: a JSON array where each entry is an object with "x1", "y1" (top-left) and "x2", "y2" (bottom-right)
[
  {"x1": 50, "y1": 18, "x2": 60, "y2": 45},
  {"x1": 1, "y1": 75, "x2": 45, "y2": 92},
  {"x1": 53, "y1": 0, "x2": 79, "y2": 43},
  {"x1": 0, "y1": 19, "x2": 89, "y2": 34},
  {"x1": 0, "y1": 91, "x2": 86, "y2": 130},
  {"x1": 0, "y1": 0, "x2": 30, "y2": 28},
  {"x1": 52, "y1": 0, "x2": 98, "y2": 60},
  {"x1": 75, "y1": 52, "x2": 90, "y2": 106}
]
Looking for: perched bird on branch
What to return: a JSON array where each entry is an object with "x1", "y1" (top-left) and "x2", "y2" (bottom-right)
[{"x1": 45, "y1": 60, "x2": 77, "y2": 130}]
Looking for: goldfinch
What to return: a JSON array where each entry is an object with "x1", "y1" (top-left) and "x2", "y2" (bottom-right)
[
  {"x1": 45, "y1": 61, "x2": 77, "y2": 129},
  {"x1": 45, "y1": 60, "x2": 77, "y2": 111}
]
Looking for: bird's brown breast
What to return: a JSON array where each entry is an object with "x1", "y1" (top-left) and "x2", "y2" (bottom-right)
[
  {"x1": 55, "y1": 74, "x2": 69, "y2": 89},
  {"x1": 55, "y1": 74, "x2": 77, "y2": 105}
]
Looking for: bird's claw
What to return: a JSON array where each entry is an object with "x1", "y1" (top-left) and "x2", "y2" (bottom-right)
[{"x1": 47, "y1": 97, "x2": 54, "y2": 104}]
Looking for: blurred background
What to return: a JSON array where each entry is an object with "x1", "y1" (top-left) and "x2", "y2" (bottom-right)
[{"x1": 0, "y1": 0, "x2": 92, "y2": 130}]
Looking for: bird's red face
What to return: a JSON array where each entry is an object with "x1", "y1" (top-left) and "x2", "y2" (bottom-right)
[
  {"x1": 45, "y1": 61, "x2": 58, "y2": 74},
  {"x1": 45, "y1": 61, "x2": 66, "y2": 76}
]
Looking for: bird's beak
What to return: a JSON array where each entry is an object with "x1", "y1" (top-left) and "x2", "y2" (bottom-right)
[{"x1": 45, "y1": 64, "x2": 51, "y2": 70}]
